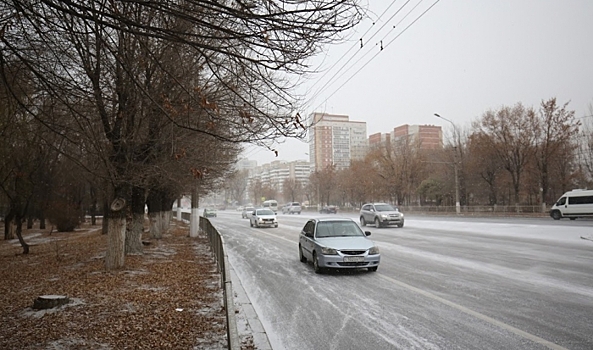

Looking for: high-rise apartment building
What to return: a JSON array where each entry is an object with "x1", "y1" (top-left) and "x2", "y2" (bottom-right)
[
  {"x1": 369, "y1": 124, "x2": 442, "y2": 150},
  {"x1": 308, "y1": 112, "x2": 368, "y2": 172},
  {"x1": 393, "y1": 124, "x2": 442, "y2": 149},
  {"x1": 246, "y1": 160, "x2": 311, "y2": 201}
]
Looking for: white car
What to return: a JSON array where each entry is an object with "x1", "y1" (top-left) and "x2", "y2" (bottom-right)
[
  {"x1": 241, "y1": 206, "x2": 255, "y2": 219},
  {"x1": 282, "y1": 202, "x2": 302, "y2": 214},
  {"x1": 249, "y1": 208, "x2": 278, "y2": 228}
]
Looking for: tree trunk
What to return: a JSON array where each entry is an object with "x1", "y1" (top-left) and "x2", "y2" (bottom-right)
[
  {"x1": 15, "y1": 215, "x2": 29, "y2": 254},
  {"x1": 39, "y1": 213, "x2": 46, "y2": 230},
  {"x1": 27, "y1": 216, "x2": 33, "y2": 229},
  {"x1": 90, "y1": 185, "x2": 98, "y2": 226},
  {"x1": 147, "y1": 191, "x2": 163, "y2": 239},
  {"x1": 160, "y1": 211, "x2": 168, "y2": 235},
  {"x1": 190, "y1": 187, "x2": 199, "y2": 238},
  {"x1": 125, "y1": 186, "x2": 145, "y2": 255},
  {"x1": 4, "y1": 210, "x2": 14, "y2": 240},
  {"x1": 102, "y1": 200, "x2": 109, "y2": 234},
  {"x1": 148, "y1": 212, "x2": 160, "y2": 239},
  {"x1": 540, "y1": 165, "x2": 549, "y2": 213},
  {"x1": 105, "y1": 208, "x2": 126, "y2": 270},
  {"x1": 160, "y1": 195, "x2": 173, "y2": 235},
  {"x1": 126, "y1": 212, "x2": 144, "y2": 255}
]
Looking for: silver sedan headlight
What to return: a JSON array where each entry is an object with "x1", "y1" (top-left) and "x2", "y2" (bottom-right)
[
  {"x1": 380, "y1": 214, "x2": 389, "y2": 219},
  {"x1": 321, "y1": 247, "x2": 338, "y2": 255},
  {"x1": 369, "y1": 246, "x2": 380, "y2": 255}
]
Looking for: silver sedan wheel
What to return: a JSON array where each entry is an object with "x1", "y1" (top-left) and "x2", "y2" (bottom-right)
[
  {"x1": 299, "y1": 246, "x2": 307, "y2": 263},
  {"x1": 313, "y1": 252, "x2": 322, "y2": 274}
]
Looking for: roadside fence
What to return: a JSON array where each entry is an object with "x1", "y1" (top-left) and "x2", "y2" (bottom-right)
[
  {"x1": 199, "y1": 216, "x2": 240, "y2": 350},
  {"x1": 178, "y1": 211, "x2": 240, "y2": 350}
]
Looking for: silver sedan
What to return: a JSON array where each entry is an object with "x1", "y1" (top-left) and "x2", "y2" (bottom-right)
[{"x1": 298, "y1": 218, "x2": 380, "y2": 273}]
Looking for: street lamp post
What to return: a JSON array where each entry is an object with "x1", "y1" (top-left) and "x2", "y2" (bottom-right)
[
  {"x1": 434, "y1": 113, "x2": 461, "y2": 214},
  {"x1": 305, "y1": 152, "x2": 320, "y2": 211}
]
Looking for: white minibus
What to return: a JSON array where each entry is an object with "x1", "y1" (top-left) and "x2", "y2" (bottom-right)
[
  {"x1": 262, "y1": 200, "x2": 279, "y2": 214},
  {"x1": 550, "y1": 189, "x2": 593, "y2": 220}
]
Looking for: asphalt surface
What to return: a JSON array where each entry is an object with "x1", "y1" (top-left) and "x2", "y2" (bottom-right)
[{"x1": 213, "y1": 211, "x2": 593, "y2": 350}]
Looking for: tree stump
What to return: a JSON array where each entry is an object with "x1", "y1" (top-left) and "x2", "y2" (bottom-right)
[{"x1": 32, "y1": 295, "x2": 69, "y2": 310}]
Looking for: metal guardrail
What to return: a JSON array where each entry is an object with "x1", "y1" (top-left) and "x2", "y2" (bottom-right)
[
  {"x1": 400, "y1": 205, "x2": 550, "y2": 215},
  {"x1": 199, "y1": 216, "x2": 240, "y2": 350},
  {"x1": 301, "y1": 205, "x2": 550, "y2": 216},
  {"x1": 178, "y1": 211, "x2": 239, "y2": 350}
]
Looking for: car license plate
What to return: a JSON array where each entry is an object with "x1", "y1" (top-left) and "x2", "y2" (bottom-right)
[{"x1": 343, "y1": 256, "x2": 365, "y2": 262}]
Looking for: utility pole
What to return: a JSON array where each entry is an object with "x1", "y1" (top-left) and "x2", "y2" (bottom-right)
[{"x1": 434, "y1": 113, "x2": 461, "y2": 214}]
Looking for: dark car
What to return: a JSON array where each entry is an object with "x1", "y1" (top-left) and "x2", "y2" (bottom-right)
[
  {"x1": 298, "y1": 218, "x2": 380, "y2": 273},
  {"x1": 319, "y1": 205, "x2": 338, "y2": 214}
]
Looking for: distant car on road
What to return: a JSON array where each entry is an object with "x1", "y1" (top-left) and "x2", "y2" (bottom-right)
[
  {"x1": 282, "y1": 202, "x2": 302, "y2": 214},
  {"x1": 359, "y1": 203, "x2": 404, "y2": 228},
  {"x1": 298, "y1": 218, "x2": 380, "y2": 273},
  {"x1": 249, "y1": 208, "x2": 278, "y2": 228},
  {"x1": 203, "y1": 208, "x2": 217, "y2": 218},
  {"x1": 319, "y1": 205, "x2": 338, "y2": 214},
  {"x1": 241, "y1": 206, "x2": 255, "y2": 219},
  {"x1": 262, "y1": 199, "x2": 279, "y2": 214}
]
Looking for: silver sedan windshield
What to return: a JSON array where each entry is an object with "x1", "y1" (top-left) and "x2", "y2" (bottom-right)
[{"x1": 316, "y1": 221, "x2": 364, "y2": 238}]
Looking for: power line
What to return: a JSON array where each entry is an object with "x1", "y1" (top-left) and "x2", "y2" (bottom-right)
[
  {"x1": 305, "y1": 0, "x2": 402, "y2": 96},
  {"x1": 309, "y1": 0, "x2": 424, "y2": 108},
  {"x1": 310, "y1": 0, "x2": 441, "y2": 115},
  {"x1": 307, "y1": 0, "x2": 410, "y2": 101}
]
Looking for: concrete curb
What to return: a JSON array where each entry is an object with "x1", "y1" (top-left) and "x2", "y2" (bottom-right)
[{"x1": 230, "y1": 266, "x2": 272, "y2": 350}]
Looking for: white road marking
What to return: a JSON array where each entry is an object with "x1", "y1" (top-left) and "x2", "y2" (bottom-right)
[{"x1": 378, "y1": 274, "x2": 568, "y2": 350}]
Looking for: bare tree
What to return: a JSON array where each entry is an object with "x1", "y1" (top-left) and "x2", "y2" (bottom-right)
[
  {"x1": 366, "y1": 135, "x2": 426, "y2": 205},
  {"x1": 1, "y1": 0, "x2": 364, "y2": 268},
  {"x1": 317, "y1": 165, "x2": 337, "y2": 206},
  {"x1": 249, "y1": 178, "x2": 263, "y2": 206},
  {"x1": 465, "y1": 132, "x2": 505, "y2": 205},
  {"x1": 578, "y1": 102, "x2": 593, "y2": 188},
  {"x1": 474, "y1": 103, "x2": 537, "y2": 208},
  {"x1": 225, "y1": 170, "x2": 249, "y2": 205},
  {"x1": 342, "y1": 159, "x2": 379, "y2": 208},
  {"x1": 532, "y1": 98, "x2": 580, "y2": 210},
  {"x1": 282, "y1": 177, "x2": 302, "y2": 203}
]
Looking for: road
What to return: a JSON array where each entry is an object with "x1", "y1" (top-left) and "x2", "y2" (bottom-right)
[{"x1": 209, "y1": 211, "x2": 593, "y2": 350}]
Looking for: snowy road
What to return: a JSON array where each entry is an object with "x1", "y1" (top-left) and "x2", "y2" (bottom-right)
[{"x1": 211, "y1": 212, "x2": 593, "y2": 350}]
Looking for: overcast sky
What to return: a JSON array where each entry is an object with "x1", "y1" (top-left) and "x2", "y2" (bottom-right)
[{"x1": 242, "y1": 0, "x2": 593, "y2": 165}]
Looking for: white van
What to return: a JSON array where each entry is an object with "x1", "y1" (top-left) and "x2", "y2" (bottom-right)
[
  {"x1": 550, "y1": 189, "x2": 593, "y2": 220},
  {"x1": 262, "y1": 200, "x2": 278, "y2": 214}
]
